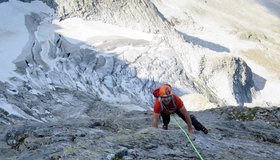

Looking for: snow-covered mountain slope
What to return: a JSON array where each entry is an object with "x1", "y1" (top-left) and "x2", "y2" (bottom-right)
[
  {"x1": 47, "y1": 0, "x2": 257, "y2": 106},
  {"x1": 0, "y1": 0, "x2": 279, "y2": 123},
  {"x1": 152, "y1": 0, "x2": 280, "y2": 106}
]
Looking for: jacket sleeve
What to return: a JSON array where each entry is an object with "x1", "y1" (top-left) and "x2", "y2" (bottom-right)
[
  {"x1": 153, "y1": 98, "x2": 161, "y2": 113},
  {"x1": 174, "y1": 95, "x2": 184, "y2": 109}
]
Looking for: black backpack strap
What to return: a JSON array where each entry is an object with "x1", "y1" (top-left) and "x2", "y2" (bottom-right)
[
  {"x1": 158, "y1": 97, "x2": 164, "y2": 112},
  {"x1": 171, "y1": 95, "x2": 177, "y2": 111}
]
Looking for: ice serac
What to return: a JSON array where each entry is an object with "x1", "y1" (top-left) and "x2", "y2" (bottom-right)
[{"x1": 13, "y1": 0, "x2": 254, "y2": 107}]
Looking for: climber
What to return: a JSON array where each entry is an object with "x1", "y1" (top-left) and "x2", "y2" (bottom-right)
[{"x1": 152, "y1": 84, "x2": 208, "y2": 134}]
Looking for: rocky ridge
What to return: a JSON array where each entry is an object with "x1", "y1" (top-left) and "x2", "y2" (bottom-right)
[{"x1": 0, "y1": 102, "x2": 279, "y2": 159}]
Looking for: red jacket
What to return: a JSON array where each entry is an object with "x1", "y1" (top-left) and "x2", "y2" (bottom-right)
[{"x1": 153, "y1": 94, "x2": 184, "y2": 114}]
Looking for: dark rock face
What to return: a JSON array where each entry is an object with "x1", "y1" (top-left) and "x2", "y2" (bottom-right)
[
  {"x1": 0, "y1": 0, "x2": 8, "y2": 3},
  {"x1": 0, "y1": 106, "x2": 279, "y2": 160}
]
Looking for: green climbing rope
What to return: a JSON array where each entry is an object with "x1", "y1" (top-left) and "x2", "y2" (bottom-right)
[{"x1": 171, "y1": 115, "x2": 204, "y2": 160}]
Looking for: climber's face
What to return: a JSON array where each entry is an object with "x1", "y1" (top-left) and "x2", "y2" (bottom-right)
[{"x1": 161, "y1": 96, "x2": 171, "y2": 104}]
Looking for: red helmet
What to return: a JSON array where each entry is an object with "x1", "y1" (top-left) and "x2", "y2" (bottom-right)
[{"x1": 159, "y1": 84, "x2": 172, "y2": 97}]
